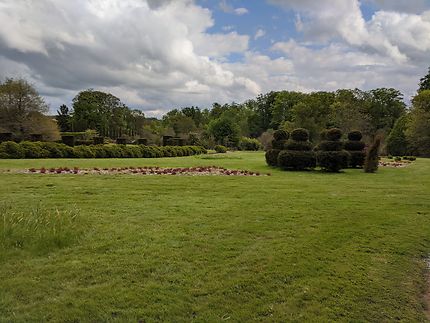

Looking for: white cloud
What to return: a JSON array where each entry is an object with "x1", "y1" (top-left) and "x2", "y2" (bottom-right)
[
  {"x1": 254, "y1": 29, "x2": 266, "y2": 40},
  {"x1": 219, "y1": 0, "x2": 248, "y2": 15},
  {"x1": 0, "y1": 0, "x2": 255, "y2": 116}
]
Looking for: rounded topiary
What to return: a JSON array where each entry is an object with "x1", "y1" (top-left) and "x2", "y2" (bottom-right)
[
  {"x1": 277, "y1": 128, "x2": 315, "y2": 171},
  {"x1": 271, "y1": 139, "x2": 286, "y2": 150},
  {"x1": 273, "y1": 129, "x2": 289, "y2": 141},
  {"x1": 278, "y1": 150, "x2": 316, "y2": 170},
  {"x1": 317, "y1": 128, "x2": 349, "y2": 172},
  {"x1": 326, "y1": 128, "x2": 342, "y2": 141},
  {"x1": 348, "y1": 130, "x2": 362, "y2": 141},
  {"x1": 291, "y1": 128, "x2": 309, "y2": 142},
  {"x1": 265, "y1": 149, "x2": 281, "y2": 166},
  {"x1": 345, "y1": 130, "x2": 365, "y2": 168},
  {"x1": 284, "y1": 140, "x2": 312, "y2": 151}
]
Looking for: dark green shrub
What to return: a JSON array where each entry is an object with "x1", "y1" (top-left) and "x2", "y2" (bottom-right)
[
  {"x1": 0, "y1": 141, "x2": 25, "y2": 158},
  {"x1": 93, "y1": 145, "x2": 108, "y2": 158},
  {"x1": 284, "y1": 140, "x2": 312, "y2": 151},
  {"x1": 326, "y1": 128, "x2": 342, "y2": 141},
  {"x1": 239, "y1": 137, "x2": 261, "y2": 151},
  {"x1": 271, "y1": 139, "x2": 286, "y2": 150},
  {"x1": 344, "y1": 141, "x2": 365, "y2": 151},
  {"x1": 317, "y1": 128, "x2": 349, "y2": 172},
  {"x1": 62, "y1": 135, "x2": 75, "y2": 147},
  {"x1": 291, "y1": 128, "x2": 309, "y2": 141},
  {"x1": 273, "y1": 129, "x2": 289, "y2": 141},
  {"x1": 318, "y1": 141, "x2": 344, "y2": 151},
  {"x1": 317, "y1": 151, "x2": 350, "y2": 172},
  {"x1": 73, "y1": 145, "x2": 96, "y2": 158},
  {"x1": 137, "y1": 138, "x2": 147, "y2": 145},
  {"x1": 93, "y1": 137, "x2": 104, "y2": 145},
  {"x1": 0, "y1": 133, "x2": 13, "y2": 143},
  {"x1": 345, "y1": 130, "x2": 366, "y2": 168},
  {"x1": 320, "y1": 130, "x2": 327, "y2": 140},
  {"x1": 394, "y1": 156, "x2": 402, "y2": 162},
  {"x1": 265, "y1": 149, "x2": 280, "y2": 166},
  {"x1": 364, "y1": 137, "x2": 381, "y2": 173},
  {"x1": 20, "y1": 142, "x2": 50, "y2": 158},
  {"x1": 403, "y1": 156, "x2": 416, "y2": 161},
  {"x1": 278, "y1": 150, "x2": 316, "y2": 170},
  {"x1": 40, "y1": 142, "x2": 66, "y2": 158},
  {"x1": 215, "y1": 145, "x2": 227, "y2": 153},
  {"x1": 349, "y1": 151, "x2": 366, "y2": 168},
  {"x1": 116, "y1": 138, "x2": 127, "y2": 145},
  {"x1": 348, "y1": 131, "x2": 362, "y2": 141}
]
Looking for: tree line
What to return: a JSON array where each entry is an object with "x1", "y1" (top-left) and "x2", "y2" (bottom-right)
[{"x1": 1, "y1": 67, "x2": 429, "y2": 156}]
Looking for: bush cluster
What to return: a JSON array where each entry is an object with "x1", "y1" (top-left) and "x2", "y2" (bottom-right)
[
  {"x1": 214, "y1": 145, "x2": 228, "y2": 153},
  {"x1": 0, "y1": 141, "x2": 207, "y2": 159},
  {"x1": 278, "y1": 128, "x2": 316, "y2": 170},
  {"x1": 265, "y1": 129, "x2": 289, "y2": 167},
  {"x1": 344, "y1": 130, "x2": 366, "y2": 168},
  {"x1": 238, "y1": 137, "x2": 262, "y2": 151},
  {"x1": 316, "y1": 128, "x2": 349, "y2": 172}
]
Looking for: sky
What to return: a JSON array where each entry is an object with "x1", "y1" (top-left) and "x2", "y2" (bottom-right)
[{"x1": 0, "y1": 0, "x2": 430, "y2": 117}]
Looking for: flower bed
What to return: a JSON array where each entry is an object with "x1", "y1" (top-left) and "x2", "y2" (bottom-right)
[
  {"x1": 24, "y1": 166, "x2": 270, "y2": 176},
  {"x1": 379, "y1": 160, "x2": 412, "y2": 168}
]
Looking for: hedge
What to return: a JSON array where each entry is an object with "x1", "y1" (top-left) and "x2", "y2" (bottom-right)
[
  {"x1": 278, "y1": 150, "x2": 316, "y2": 170},
  {"x1": 265, "y1": 149, "x2": 281, "y2": 166},
  {"x1": 0, "y1": 141, "x2": 207, "y2": 159}
]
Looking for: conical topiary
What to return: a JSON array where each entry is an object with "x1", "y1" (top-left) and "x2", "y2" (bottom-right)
[
  {"x1": 277, "y1": 128, "x2": 316, "y2": 170},
  {"x1": 316, "y1": 128, "x2": 350, "y2": 172},
  {"x1": 345, "y1": 130, "x2": 365, "y2": 168},
  {"x1": 265, "y1": 129, "x2": 289, "y2": 166}
]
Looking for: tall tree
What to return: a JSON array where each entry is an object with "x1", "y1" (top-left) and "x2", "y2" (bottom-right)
[
  {"x1": 56, "y1": 104, "x2": 72, "y2": 132},
  {"x1": 418, "y1": 66, "x2": 430, "y2": 92},
  {"x1": 0, "y1": 78, "x2": 56, "y2": 139}
]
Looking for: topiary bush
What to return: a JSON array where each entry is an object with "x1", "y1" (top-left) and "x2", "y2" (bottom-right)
[
  {"x1": 278, "y1": 150, "x2": 316, "y2": 170},
  {"x1": 364, "y1": 137, "x2": 381, "y2": 173},
  {"x1": 265, "y1": 149, "x2": 280, "y2": 166},
  {"x1": 277, "y1": 128, "x2": 316, "y2": 170},
  {"x1": 214, "y1": 145, "x2": 228, "y2": 153},
  {"x1": 291, "y1": 128, "x2": 309, "y2": 142},
  {"x1": 317, "y1": 128, "x2": 349, "y2": 172},
  {"x1": 344, "y1": 130, "x2": 366, "y2": 168},
  {"x1": 273, "y1": 129, "x2": 289, "y2": 141}
]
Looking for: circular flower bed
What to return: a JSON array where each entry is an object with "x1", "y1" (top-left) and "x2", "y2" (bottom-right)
[{"x1": 25, "y1": 166, "x2": 270, "y2": 176}]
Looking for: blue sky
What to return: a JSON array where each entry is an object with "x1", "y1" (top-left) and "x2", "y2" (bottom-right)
[{"x1": 0, "y1": 0, "x2": 429, "y2": 116}]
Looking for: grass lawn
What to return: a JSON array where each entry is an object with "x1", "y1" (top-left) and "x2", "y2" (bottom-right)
[{"x1": 1, "y1": 152, "x2": 430, "y2": 321}]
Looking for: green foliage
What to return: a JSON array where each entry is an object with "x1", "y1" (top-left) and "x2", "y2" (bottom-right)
[
  {"x1": 344, "y1": 141, "x2": 365, "y2": 151},
  {"x1": 394, "y1": 156, "x2": 402, "y2": 162},
  {"x1": 214, "y1": 145, "x2": 228, "y2": 153},
  {"x1": 284, "y1": 140, "x2": 313, "y2": 151},
  {"x1": 290, "y1": 128, "x2": 309, "y2": 141},
  {"x1": 418, "y1": 66, "x2": 430, "y2": 92},
  {"x1": 406, "y1": 90, "x2": 430, "y2": 156},
  {"x1": 348, "y1": 151, "x2": 366, "y2": 168},
  {"x1": 278, "y1": 150, "x2": 316, "y2": 170},
  {"x1": 271, "y1": 139, "x2": 287, "y2": 150},
  {"x1": 239, "y1": 137, "x2": 261, "y2": 151},
  {"x1": 273, "y1": 129, "x2": 289, "y2": 141},
  {"x1": 386, "y1": 115, "x2": 409, "y2": 156},
  {"x1": 317, "y1": 150, "x2": 350, "y2": 172},
  {"x1": 318, "y1": 141, "x2": 344, "y2": 151},
  {"x1": 326, "y1": 128, "x2": 342, "y2": 141},
  {"x1": 265, "y1": 149, "x2": 280, "y2": 166},
  {"x1": 317, "y1": 128, "x2": 349, "y2": 172},
  {"x1": 364, "y1": 137, "x2": 381, "y2": 173},
  {"x1": 0, "y1": 141, "x2": 207, "y2": 159},
  {"x1": 208, "y1": 117, "x2": 240, "y2": 147},
  {"x1": 348, "y1": 130, "x2": 363, "y2": 141}
]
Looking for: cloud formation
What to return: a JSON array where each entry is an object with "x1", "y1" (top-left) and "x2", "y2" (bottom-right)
[{"x1": 0, "y1": 0, "x2": 429, "y2": 115}]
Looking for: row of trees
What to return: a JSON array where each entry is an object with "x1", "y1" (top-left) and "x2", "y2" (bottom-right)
[{"x1": 1, "y1": 67, "x2": 430, "y2": 154}]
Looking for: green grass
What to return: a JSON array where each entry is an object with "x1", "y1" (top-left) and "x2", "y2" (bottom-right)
[{"x1": 0, "y1": 152, "x2": 429, "y2": 321}]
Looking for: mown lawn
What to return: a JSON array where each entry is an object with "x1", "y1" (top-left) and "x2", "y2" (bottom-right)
[{"x1": 1, "y1": 152, "x2": 430, "y2": 322}]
